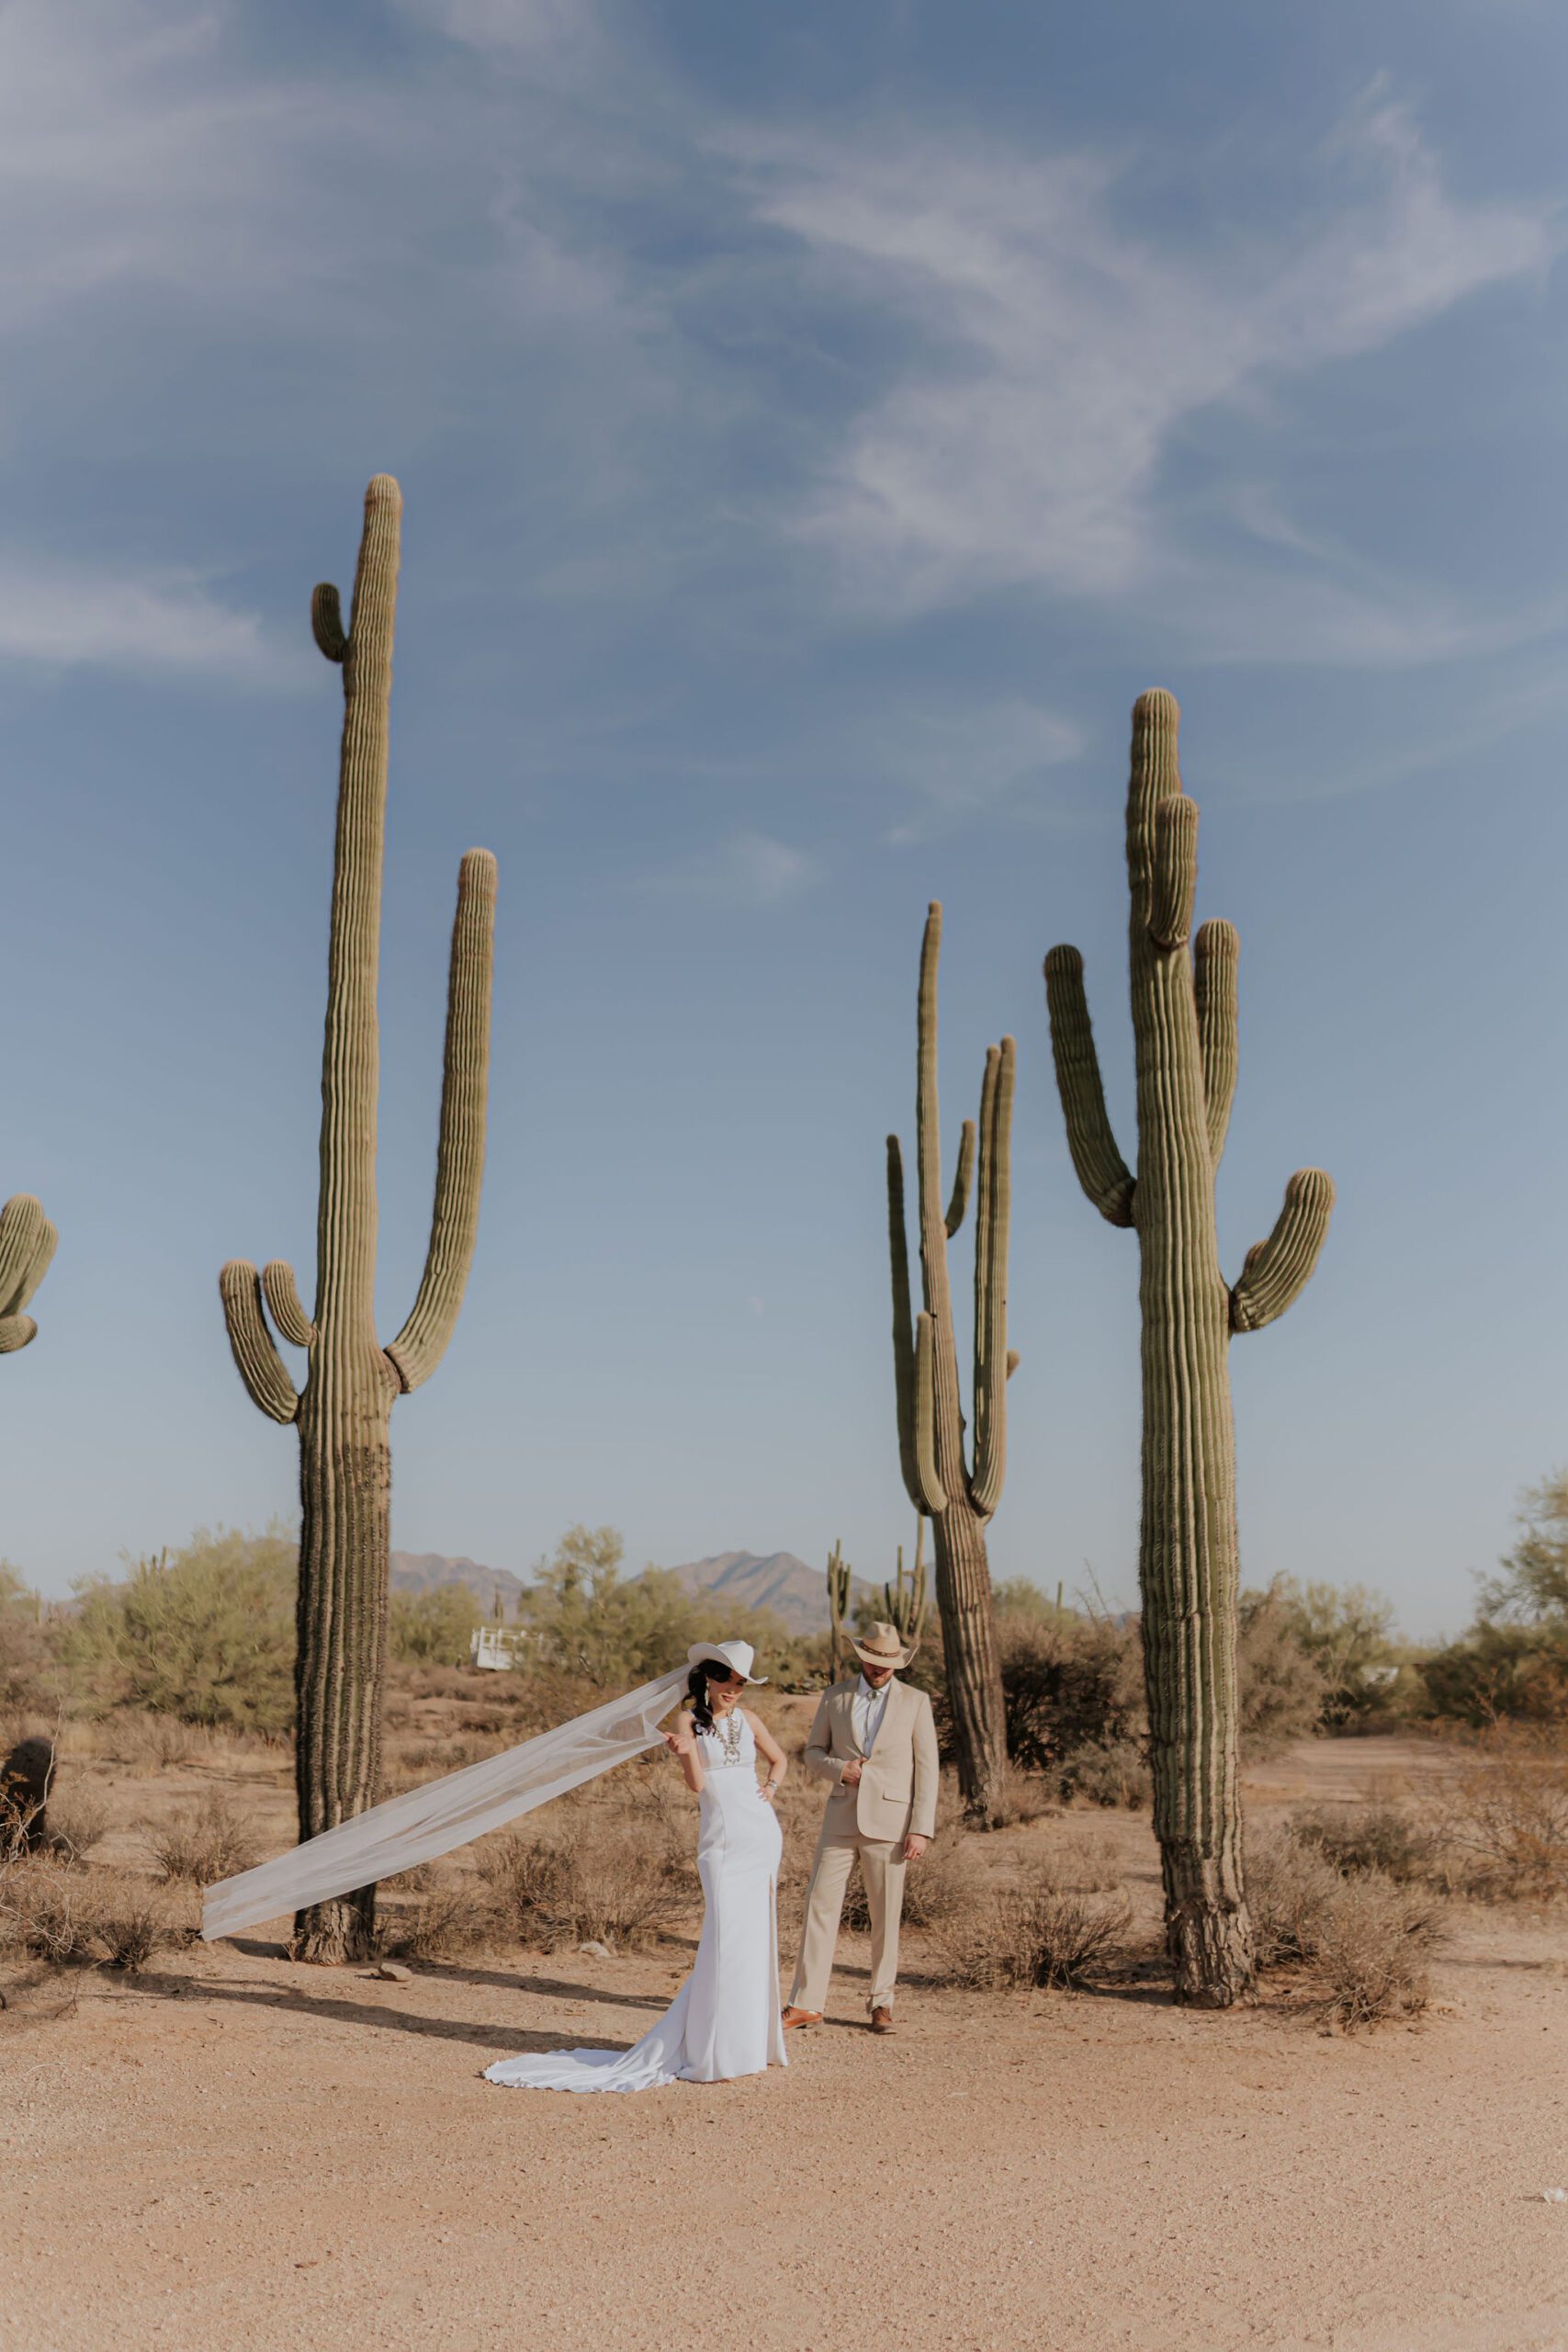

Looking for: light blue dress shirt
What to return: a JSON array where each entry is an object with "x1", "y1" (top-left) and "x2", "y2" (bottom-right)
[{"x1": 852, "y1": 1672, "x2": 892, "y2": 1757}]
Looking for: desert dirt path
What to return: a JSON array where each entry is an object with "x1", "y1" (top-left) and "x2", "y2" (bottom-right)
[{"x1": 5, "y1": 1736, "x2": 1568, "y2": 2352}]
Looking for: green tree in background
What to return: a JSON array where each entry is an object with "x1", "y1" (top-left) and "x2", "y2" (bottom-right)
[
  {"x1": 62, "y1": 1528, "x2": 297, "y2": 1734},
  {"x1": 518, "y1": 1524, "x2": 792, "y2": 1688},
  {"x1": 389, "y1": 1582, "x2": 487, "y2": 1668}
]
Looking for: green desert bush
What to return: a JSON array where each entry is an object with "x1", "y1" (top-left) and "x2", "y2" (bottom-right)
[
  {"x1": 1235, "y1": 1583, "x2": 1330, "y2": 1756},
  {"x1": 390, "y1": 1585, "x2": 487, "y2": 1668},
  {"x1": 1058, "y1": 1737, "x2": 1151, "y2": 1809},
  {"x1": 62, "y1": 1529, "x2": 296, "y2": 1735},
  {"x1": 514, "y1": 1525, "x2": 796, "y2": 1690}
]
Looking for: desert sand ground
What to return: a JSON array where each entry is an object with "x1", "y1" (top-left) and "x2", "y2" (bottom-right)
[{"x1": 4, "y1": 1722, "x2": 1567, "y2": 2352}]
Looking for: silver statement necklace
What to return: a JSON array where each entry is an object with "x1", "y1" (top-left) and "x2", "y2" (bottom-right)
[{"x1": 711, "y1": 1704, "x2": 744, "y2": 1763}]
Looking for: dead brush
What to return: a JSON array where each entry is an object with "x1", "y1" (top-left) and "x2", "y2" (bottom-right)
[
  {"x1": 1247, "y1": 1828, "x2": 1344, "y2": 1966},
  {"x1": 1050, "y1": 1827, "x2": 1123, "y2": 1893},
  {"x1": 45, "y1": 1784, "x2": 108, "y2": 1863},
  {"x1": 476, "y1": 1817, "x2": 688, "y2": 1952},
  {"x1": 934, "y1": 1878, "x2": 1130, "y2": 1991},
  {"x1": 1291, "y1": 1802, "x2": 1438, "y2": 1885},
  {"x1": 1310, "y1": 1875, "x2": 1442, "y2": 2031},
  {"x1": 395, "y1": 1872, "x2": 502, "y2": 1961},
  {"x1": 145, "y1": 1794, "x2": 261, "y2": 1886},
  {"x1": 1247, "y1": 1825, "x2": 1443, "y2": 2027},
  {"x1": 1444, "y1": 1727, "x2": 1568, "y2": 1900},
  {"x1": 1, "y1": 1858, "x2": 185, "y2": 1972}
]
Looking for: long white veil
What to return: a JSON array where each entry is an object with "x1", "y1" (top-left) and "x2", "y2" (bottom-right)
[{"x1": 202, "y1": 1665, "x2": 688, "y2": 1944}]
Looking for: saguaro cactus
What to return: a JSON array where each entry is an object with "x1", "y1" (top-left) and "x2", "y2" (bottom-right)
[
  {"x1": 220, "y1": 476, "x2": 496, "y2": 1965},
  {"x1": 887, "y1": 902, "x2": 1015, "y2": 1821},
  {"x1": 883, "y1": 1525, "x2": 929, "y2": 1654},
  {"x1": 1044, "y1": 690, "x2": 1333, "y2": 2006},
  {"x1": 826, "y1": 1540, "x2": 852, "y2": 1680},
  {"x1": 0, "y1": 1195, "x2": 56, "y2": 1354}
]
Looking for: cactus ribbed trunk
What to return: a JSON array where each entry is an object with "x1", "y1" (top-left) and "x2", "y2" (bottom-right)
[
  {"x1": 294, "y1": 1396, "x2": 393, "y2": 1961},
  {"x1": 887, "y1": 902, "x2": 1013, "y2": 1823},
  {"x1": 220, "y1": 476, "x2": 496, "y2": 1966},
  {"x1": 1126, "y1": 706, "x2": 1249, "y2": 2001},
  {"x1": 1044, "y1": 691, "x2": 1334, "y2": 2005}
]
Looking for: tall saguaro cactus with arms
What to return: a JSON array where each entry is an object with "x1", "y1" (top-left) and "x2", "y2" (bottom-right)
[
  {"x1": 887, "y1": 902, "x2": 1015, "y2": 1821},
  {"x1": 220, "y1": 476, "x2": 497, "y2": 1965},
  {"x1": 0, "y1": 1195, "x2": 55, "y2": 1355},
  {"x1": 1044, "y1": 690, "x2": 1333, "y2": 2005}
]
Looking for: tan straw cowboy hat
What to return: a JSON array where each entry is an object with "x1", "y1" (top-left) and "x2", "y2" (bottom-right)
[{"x1": 851, "y1": 1619, "x2": 918, "y2": 1670}]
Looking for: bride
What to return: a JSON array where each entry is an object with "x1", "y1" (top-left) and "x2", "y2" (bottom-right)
[{"x1": 483, "y1": 1639, "x2": 789, "y2": 2094}]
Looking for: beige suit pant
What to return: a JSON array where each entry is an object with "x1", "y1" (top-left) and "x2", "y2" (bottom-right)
[{"x1": 790, "y1": 1826, "x2": 906, "y2": 2014}]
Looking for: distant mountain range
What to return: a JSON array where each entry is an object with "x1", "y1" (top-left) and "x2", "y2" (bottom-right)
[
  {"x1": 389, "y1": 1544, "x2": 873, "y2": 1638},
  {"x1": 389, "y1": 1552, "x2": 527, "y2": 1616},
  {"x1": 668, "y1": 1548, "x2": 874, "y2": 1637}
]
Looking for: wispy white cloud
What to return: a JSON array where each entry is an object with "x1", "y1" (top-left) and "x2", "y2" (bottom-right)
[
  {"x1": 874, "y1": 695, "x2": 1083, "y2": 842},
  {"x1": 726, "y1": 91, "x2": 1559, "y2": 640},
  {"x1": 639, "y1": 830, "x2": 815, "y2": 904},
  {"x1": 0, "y1": 555, "x2": 282, "y2": 681}
]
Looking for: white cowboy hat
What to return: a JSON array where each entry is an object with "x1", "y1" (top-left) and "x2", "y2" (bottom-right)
[
  {"x1": 851, "y1": 1620, "x2": 918, "y2": 1670},
  {"x1": 686, "y1": 1637, "x2": 768, "y2": 1686}
]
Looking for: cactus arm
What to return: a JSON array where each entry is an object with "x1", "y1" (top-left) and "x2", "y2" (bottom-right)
[
  {"x1": 0, "y1": 1316, "x2": 38, "y2": 1352},
  {"x1": 912, "y1": 1312, "x2": 949, "y2": 1515},
  {"x1": 886, "y1": 1135, "x2": 928, "y2": 1514},
  {"x1": 1007, "y1": 1348, "x2": 1021, "y2": 1377},
  {"x1": 384, "y1": 848, "x2": 497, "y2": 1392},
  {"x1": 1149, "y1": 796, "x2": 1199, "y2": 950},
  {"x1": 1194, "y1": 920, "x2": 1239, "y2": 1163},
  {"x1": 968, "y1": 1034, "x2": 1015, "y2": 1518},
  {"x1": 1043, "y1": 947, "x2": 1135, "y2": 1227},
  {"x1": 263, "y1": 1261, "x2": 316, "y2": 1348},
  {"x1": 311, "y1": 582, "x2": 347, "y2": 663},
  {"x1": 1230, "y1": 1169, "x2": 1336, "y2": 1334},
  {"x1": 0, "y1": 1195, "x2": 56, "y2": 1317},
  {"x1": 944, "y1": 1119, "x2": 976, "y2": 1238},
  {"x1": 219, "y1": 1261, "x2": 299, "y2": 1423}
]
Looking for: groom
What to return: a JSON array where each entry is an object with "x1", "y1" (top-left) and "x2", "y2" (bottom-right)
[{"x1": 782, "y1": 1620, "x2": 939, "y2": 2036}]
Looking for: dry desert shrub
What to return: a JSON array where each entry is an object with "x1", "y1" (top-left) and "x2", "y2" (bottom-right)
[
  {"x1": 990, "y1": 1763, "x2": 1057, "y2": 1827},
  {"x1": 397, "y1": 1873, "x2": 502, "y2": 1961},
  {"x1": 1310, "y1": 1876, "x2": 1442, "y2": 2031},
  {"x1": 1291, "y1": 1802, "x2": 1438, "y2": 1886},
  {"x1": 1, "y1": 1858, "x2": 185, "y2": 1972},
  {"x1": 45, "y1": 1783, "x2": 108, "y2": 1862},
  {"x1": 1444, "y1": 1728, "x2": 1568, "y2": 1899},
  {"x1": 1247, "y1": 1825, "x2": 1443, "y2": 2027},
  {"x1": 1247, "y1": 1829, "x2": 1345, "y2": 1966},
  {"x1": 934, "y1": 1879, "x2": 1130, "y2": 1992},
  {"x1": 476, "y1": 1817, "x2": 688, "y2": 1953},
  {"x1": 146, "y1": 1793, "x2": 261, "y2": 1886},
  {"x1": 1050, "y1": 1827, "x2": 1123, "y2": 1893}
]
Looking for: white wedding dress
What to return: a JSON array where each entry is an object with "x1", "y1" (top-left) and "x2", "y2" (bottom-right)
[{"x1": 483, "y1": 1710, "x2": 786, "y2": 2094}]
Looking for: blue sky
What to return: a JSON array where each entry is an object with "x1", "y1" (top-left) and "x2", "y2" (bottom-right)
[{"x1": 5, "y1": 0, "x2": 1567, "y2": 1634}]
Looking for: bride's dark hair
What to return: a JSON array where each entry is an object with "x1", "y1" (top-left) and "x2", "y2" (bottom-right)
[{"x1": 686, "y1": 1661, "x2": 725, "y2": 1735}]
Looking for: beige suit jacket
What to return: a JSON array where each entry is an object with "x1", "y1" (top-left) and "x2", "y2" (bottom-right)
[{"x1": 804, "y1": 1677, "x2": 939, "y2": 1844}]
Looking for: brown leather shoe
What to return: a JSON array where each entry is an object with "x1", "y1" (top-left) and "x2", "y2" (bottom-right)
[
  {"x1": 781, "y1": 2006, "x2": 822, "y2": 2030},
  {"x1": 870, "y1": 2006, "x2": 894, "y2": 2034}
]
